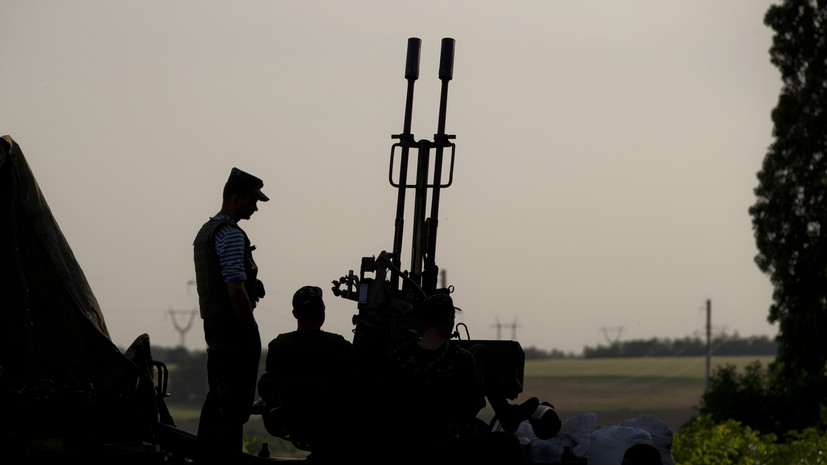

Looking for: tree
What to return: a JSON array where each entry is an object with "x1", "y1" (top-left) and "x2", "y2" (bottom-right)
[
  {"x1": 700, "y1": 362, "x2": 784, "y2": 435},
  {"x1": 749, "y1": 0, "x2": 827, "y2": 431}
]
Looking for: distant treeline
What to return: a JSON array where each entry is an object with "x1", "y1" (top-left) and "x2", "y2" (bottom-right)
[
  {"x1": 580, "y1": 334, "x2": 777, "y2": 359},
  {"x1": 520, "y1": 334, "x2": 777, "y2": 360},
  {"x1": 521, "y1": 347, "x2": 580, "y2": 359}
]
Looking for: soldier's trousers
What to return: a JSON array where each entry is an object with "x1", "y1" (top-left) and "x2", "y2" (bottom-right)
[{"x1": 197, "y1": 316, "x2": 261, "y2": 464}]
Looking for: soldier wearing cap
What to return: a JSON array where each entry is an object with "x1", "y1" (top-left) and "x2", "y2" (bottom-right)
[
  {"x1": 257, "y1": 286, "x2": 354, "y2": 458},
  {"x1": 193, "y1": 167, "x2": 269, "y2": 464}
]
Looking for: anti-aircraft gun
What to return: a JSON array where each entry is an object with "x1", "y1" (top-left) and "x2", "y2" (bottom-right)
[
  {"x1": 331, "y1": 38, "x2": 556, "y2": 432},
  {"x1": 332, "y1": 37, "x2": 465, "y2": 354}
]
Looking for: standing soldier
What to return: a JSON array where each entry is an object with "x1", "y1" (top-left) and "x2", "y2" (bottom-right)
[{"x1": 193, "y1": 167, "x2": 269, "y2": 464}]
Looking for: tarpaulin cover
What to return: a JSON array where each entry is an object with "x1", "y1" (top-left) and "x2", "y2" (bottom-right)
[{"x1": 0, "y1": 135, "x2": 157, "y2": 435}]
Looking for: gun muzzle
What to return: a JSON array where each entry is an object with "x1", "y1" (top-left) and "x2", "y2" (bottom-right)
[
  {"x1": 439, "y1": 38, "x2": 454, "y2": 81},
  {"x1": 406, "y1": 37, "x2": 421, "y2": 80}
]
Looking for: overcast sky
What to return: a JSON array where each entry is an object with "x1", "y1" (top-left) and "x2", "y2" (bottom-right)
[{"x1": 2, "y1": 1, "x2": 782, "y2": 354}]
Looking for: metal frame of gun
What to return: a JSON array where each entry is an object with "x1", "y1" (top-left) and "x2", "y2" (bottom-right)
[{"x1": 332, "y1": 37, "x2": 457, "y2": 348}]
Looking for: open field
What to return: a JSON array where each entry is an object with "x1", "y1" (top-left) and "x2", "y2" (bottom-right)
[
  {"x1": 520, "y1": 356, "x2": 774, "y2": 432},
  {"x1": 168, "y1": 355, "x2": 774, "y2": 457}
]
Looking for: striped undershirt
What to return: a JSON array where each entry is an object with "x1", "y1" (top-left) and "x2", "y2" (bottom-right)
[{"x1": 212, "y1": 214, "x2": 246, "y2": 283}]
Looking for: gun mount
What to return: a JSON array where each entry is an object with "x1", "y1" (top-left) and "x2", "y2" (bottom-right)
[{"x1": 331, "y1": 38, "x2": 527, "y2": 400}]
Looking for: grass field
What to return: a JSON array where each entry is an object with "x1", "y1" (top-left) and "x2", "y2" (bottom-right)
[
  {"x1": 520, "y1": 356, "x2": 774, "y2": 432},
  {"x1": 168, "y1": 355, "x2": 774, "y2": 457}
]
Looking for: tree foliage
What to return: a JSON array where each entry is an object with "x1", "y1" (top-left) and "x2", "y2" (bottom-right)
[
  {"x1": 674, "y1": 415, "x2": 827, "y2": 465},
  {"x1": 674, "y1": 415, "x2": 775, "y2": 465},
  {"x1": 699, "y1": 362, "x2": 788, "y2": 436},
  {"x1": 522, "y1": 346, "x2": 579, "y2": 359},
  {"x1": 749, "y1": 0, "x2": 827, "y2": 431}
]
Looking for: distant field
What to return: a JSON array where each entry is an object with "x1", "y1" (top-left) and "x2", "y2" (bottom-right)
[
  {"x1": 169, "y1": 356, "x2": 774, "y2": 457},
  {"x1": 520, "y1": 356, "x2": 773, "y2": 432}
]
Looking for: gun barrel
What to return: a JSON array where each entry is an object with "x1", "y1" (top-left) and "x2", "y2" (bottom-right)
[
  {"x1": 391, "y1": 38, "x2": 422, "y2": 284},
  {"x1": 423, "y1": 38, "x2": 456, "y2": 293}
]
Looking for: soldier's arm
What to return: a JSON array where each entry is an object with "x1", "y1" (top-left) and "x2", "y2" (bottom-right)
[{"x1": 227, "y1": 280, "x2": 256, "y2": 332}]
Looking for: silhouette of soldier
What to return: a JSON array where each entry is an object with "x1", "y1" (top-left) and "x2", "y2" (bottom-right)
[
  {"x1": 258, "y1": 285, "x2": 354, "y2": 459},
  {"x1": 193, "y1": 167, "x2": 269, "y2": 464},
  {"x1": 379, "y1": 293, "x2": 525, "y2": 464}
]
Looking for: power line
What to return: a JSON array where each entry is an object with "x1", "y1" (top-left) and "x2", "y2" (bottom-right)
[{"x1": 493, "y1": 317, "x2": 520, "y2": 340}]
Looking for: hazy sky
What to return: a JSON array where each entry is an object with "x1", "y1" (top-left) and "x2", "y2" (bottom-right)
[{"x1": 3, "y1": 1, "x2": 782, "y2": 354}]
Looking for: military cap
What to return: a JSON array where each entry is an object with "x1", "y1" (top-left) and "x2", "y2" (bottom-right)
[
  {"x1": 226, "y1": 167, "x2": 270, "y2": 202},
  {"x1": 423, "y1": 293, "x2": 461, "y2": 317},
  {"x1": 292, "y1": 285, "x2": 325, "y2": 314}
]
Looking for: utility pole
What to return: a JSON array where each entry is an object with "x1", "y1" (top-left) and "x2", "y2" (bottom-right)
[
  {"x1": 706, "y1": 299, "x2": 712, "y2": 390},
  {"x1": 492, "y1": 317, "x2": 503, "y2": 340},
  {"x1": 504, "y1": 318, "x2": 520, "y2": 340},
  {"x1": 492, "y1": 317, "x2": 520, "y2": 340}
]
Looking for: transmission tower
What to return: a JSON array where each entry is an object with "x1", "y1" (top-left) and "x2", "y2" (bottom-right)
[
  {"x1": 504, "y1": 317, "x2": 520, "y2": 340},
  {"x1": 492, "y1": 316, "x2": 521, "y2": 340},
  {"x1": 169, "y1": 308, "x2": 197, "y2": 347},
  {"x1": 601, "y1": 326, "x2": 624, "y2": 344},
  {"x1": 168, "y1": 279, "x2": 197, "y2": 348}
]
